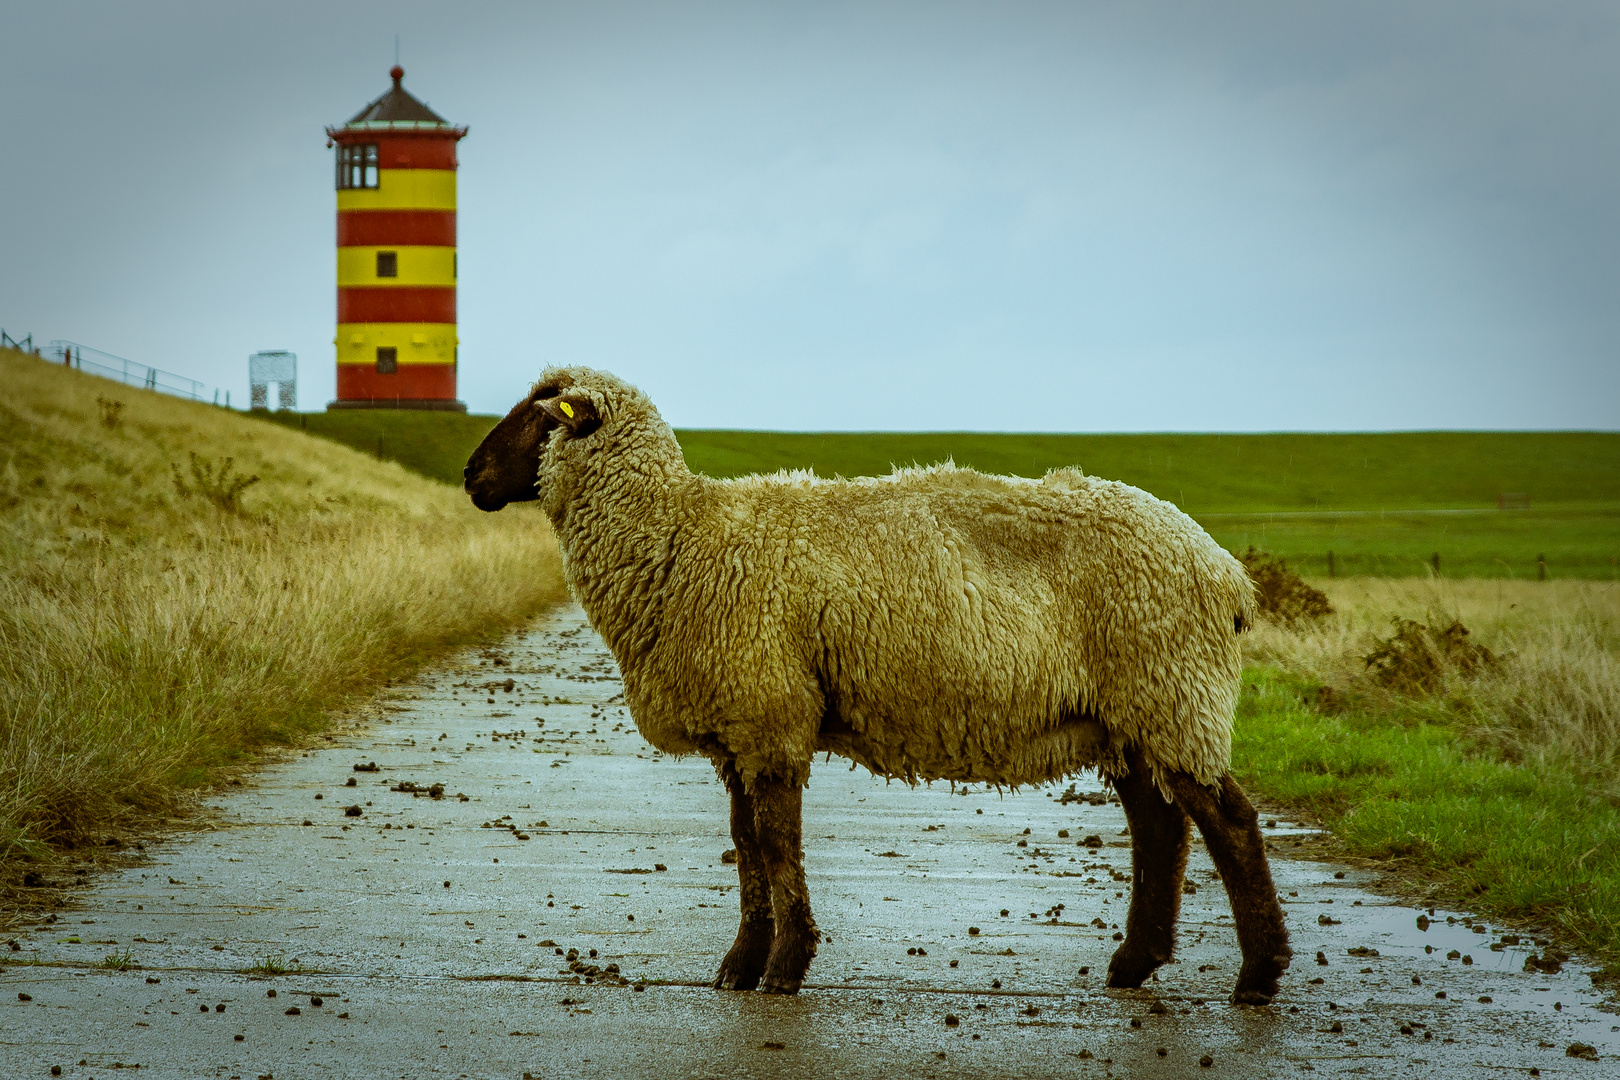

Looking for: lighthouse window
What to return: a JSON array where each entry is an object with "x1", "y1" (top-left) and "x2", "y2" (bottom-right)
[
  {"x1": 376, "y1": 347, "x2": 397, "y2": 374},
  {"x1": 337, "y1": 144, "x2": 379, "y2": 190},
  {"x1": 376, "y1": 251, "x2": 398, "y2": 278}
]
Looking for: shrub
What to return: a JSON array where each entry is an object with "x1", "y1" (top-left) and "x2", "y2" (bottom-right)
[
  {"x1": 1235, "y1": 547, "x2": 1333, "y2": 624},
  {"x1": 1363, "y1": 617, "x2": 1499, "y2": 694},
  {"x1": 95, "y1": 396, "x2": 124, "y2": 430},
  {"x1": 170, "y1": 451, "x2": 260, "y2": 513}
]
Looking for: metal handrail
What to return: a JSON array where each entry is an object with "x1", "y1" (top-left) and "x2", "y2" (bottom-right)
[{"x1": 45, "y1": 339, "x2": 222, "y2": 405}]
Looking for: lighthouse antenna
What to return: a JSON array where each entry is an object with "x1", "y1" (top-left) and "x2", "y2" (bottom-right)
[{"x1": 394, "y1": 34, "x2": 400, "y2": 66}]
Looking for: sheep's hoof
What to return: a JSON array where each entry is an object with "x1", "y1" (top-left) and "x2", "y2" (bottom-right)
[
  {"x1": 759, "y1": 939, "x2": 815, "y2": 995},
  {"x1": 714, "y1": 970, "x2": 762, "y2": 992},
  {"x1": 1230, "y1": 954, "x2": 1289, "y2": 1005},
  {"x1": 714, "y1": 949, "x2": 769, "y2": 992},
  {"x1": 719, "y1": 932, "x2": 774, "y2": 990},
  {"x1": 1105, "y1": 944, "x2": 1167, "y2": 989}
]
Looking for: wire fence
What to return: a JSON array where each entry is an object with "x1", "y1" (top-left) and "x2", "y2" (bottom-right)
[{"x1": 3, "y1": 331, "x2": 231, "y2": 407}]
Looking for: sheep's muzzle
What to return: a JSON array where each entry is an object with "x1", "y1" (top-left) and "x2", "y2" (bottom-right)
[
  {"x1": 465, "y1": 484, "x2": 511, "y2": 513},
  {"x1": 463, "y1": 391, "x2": 553, "y2": 512}
]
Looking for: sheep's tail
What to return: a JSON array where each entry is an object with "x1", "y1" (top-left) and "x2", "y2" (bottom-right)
[
  {"x1": 1234, "y1": 562, "x2": 1259, "y2": 634},
  {"x1": 1118, "y1": 543, "x2": 1256, "y2": 795}
]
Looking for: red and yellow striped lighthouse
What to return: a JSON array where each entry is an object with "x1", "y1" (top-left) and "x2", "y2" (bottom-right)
[{"x1": 326, "y1": 66, "x2": 468, "y2": 411}]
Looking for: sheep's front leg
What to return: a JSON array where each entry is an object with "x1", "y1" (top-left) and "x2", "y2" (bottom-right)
[
  {"x1": 1164, "y1": 769, "x2": 1291, "y2": 1005},
  {"x1": 750, "y1": 774, "x2": 819, "y2": 994},
  {"x1": 714, "y1": 761, "x2": 774, "y2": 991},
  {"x1": 1106, "y1": 748, "x2": 1191, "y2": 989}
]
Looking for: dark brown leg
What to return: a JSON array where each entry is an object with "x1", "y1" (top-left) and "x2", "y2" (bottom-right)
[
  {"x1": 713, "y1": 760, "x2": 774, "y2": 991},
  {"x1": 750, "y1": 774, "x2": 819, "y2": 994},
  {"x1": 1106, "y1": 747, "x2": 1191, "y2": 988},
  {"x1": 1163, "y1": 770, "x2": 1292, "y2": 1005}
]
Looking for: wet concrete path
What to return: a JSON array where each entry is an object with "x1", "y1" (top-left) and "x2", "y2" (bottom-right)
[{"x1": 2, "y1": 605, "x2": 1615, "y2": 1079}]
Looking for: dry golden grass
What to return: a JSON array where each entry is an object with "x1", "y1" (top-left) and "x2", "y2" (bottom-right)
[
  {"x1": 1245, "y1": 576, "x2": 1620, "y2": 792},
  {"x1": 0, "y1": 349, "x2": 566, "y2": 863}
]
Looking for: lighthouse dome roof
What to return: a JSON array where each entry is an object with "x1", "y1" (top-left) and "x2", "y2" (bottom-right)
[{"x1": 342, "y1": 67, "x2": 453, "y2": 127}]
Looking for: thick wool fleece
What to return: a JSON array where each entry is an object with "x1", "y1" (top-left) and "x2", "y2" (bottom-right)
[{"x1": 535, "y1": 367, "x2": 1256, "y2": 794}]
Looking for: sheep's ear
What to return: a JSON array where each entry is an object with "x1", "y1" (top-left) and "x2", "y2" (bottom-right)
[{"x1": 536, "y1": 393, "x2": 601, "y2": 438}]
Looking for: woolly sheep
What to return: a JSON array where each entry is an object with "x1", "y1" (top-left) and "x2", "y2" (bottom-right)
[{"x1": 464, "y1": 367, "x2": 1292, "y2": 1004}]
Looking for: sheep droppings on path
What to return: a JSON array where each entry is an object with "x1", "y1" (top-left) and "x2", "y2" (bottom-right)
[{"x1": 464, "y1": 366, "x2": 1290, "y2": 1005}]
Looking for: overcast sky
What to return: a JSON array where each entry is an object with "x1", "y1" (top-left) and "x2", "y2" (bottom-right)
[{"x1": 2, "y1": 1, "x2": 1616, "y2": 430}]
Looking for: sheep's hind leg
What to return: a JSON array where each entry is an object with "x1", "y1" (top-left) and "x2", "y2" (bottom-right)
[
  {"x1": 1164, "y1": 770, "x2": 1292, "y2": 1005},
  {"x1": 1105, "y1": 748, "x2": 1191, "y2": 989},
  {"x1": 713, "y1": 761, "x2": 774, "y2": 991},
  {"x1": 751, "y1": 774, "x2": 819, "y2": 994}
]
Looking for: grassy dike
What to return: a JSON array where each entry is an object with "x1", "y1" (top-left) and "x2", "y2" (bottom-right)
[
  {"x1": 0, "y1": 349, "x2": 566, "y2": 868},
  {"x1": 1233, "y1": 578, "x2": 1620, "y2": 981},
  {"x1": 676, "y1": 429, "x2": 1620, "y2": 579}
]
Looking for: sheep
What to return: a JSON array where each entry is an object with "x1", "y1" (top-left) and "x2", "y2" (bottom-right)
[{"x1": 463, "y1": 366, "x2": 1291, "y2": 1005}]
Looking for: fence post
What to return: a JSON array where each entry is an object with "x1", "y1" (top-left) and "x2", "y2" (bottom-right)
[
  {"x1": 1327, "y1": 550, "x2": 1335, "y2": 578},
  {"x1": 1430, "y1": 552, "x2": 1441, "y2": 576},
  {"x1": 1538, "y1": 554, "x2": 1546, "y2": 582}
]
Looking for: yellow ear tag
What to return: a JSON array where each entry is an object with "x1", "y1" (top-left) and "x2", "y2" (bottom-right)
[{"x1": 559, "y1": 401, "x2": 575, "y2": 419}]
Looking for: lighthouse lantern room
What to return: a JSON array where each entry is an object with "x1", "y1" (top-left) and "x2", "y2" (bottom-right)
[{"x1": 326, "y1": 66, "x2": 468, "y2": 411}]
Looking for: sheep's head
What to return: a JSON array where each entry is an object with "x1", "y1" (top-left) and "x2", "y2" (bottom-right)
[{"x1": 463, "y1": 372, "x2": 603, "y2": 512}]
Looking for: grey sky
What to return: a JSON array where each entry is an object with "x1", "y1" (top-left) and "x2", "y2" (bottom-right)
[{"x1": 2, "y1": 1, "x2": 1615, "y2": 430}]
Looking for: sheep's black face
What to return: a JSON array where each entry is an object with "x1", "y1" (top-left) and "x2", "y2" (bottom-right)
[
  {"x1": 464, "y1": 381, "x2": 603, "y2": 512},
  {"x1": 463, "y1": 387, "x2": 557, "y2": 512}
]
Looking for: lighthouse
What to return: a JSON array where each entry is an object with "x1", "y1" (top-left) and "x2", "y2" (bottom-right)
[{"x1": 327, "y1": 66, "x2": 468, "y2": 411}]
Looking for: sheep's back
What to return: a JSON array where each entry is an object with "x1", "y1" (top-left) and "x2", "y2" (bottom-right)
[{"x1": 778, "y1": 466, "x2": 1251, "y2": 787}]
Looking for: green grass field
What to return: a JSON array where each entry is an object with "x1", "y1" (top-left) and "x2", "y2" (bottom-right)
[
  {"x1": 1233, "y1": 667, "x2": 1620, "y2": 979},
  {"x1": 678, "y1": 430, "x2": 1620, "y2": 579},
  {"x1": 675, "y1": 429, "x2": 1620, "y2": 511},
  {"x1": 259, "y1": 411, "x2": 1619, "y2": 579},
  {"x1": 1204, "y1": 507, "x2": 1619, "y2": 580}
]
